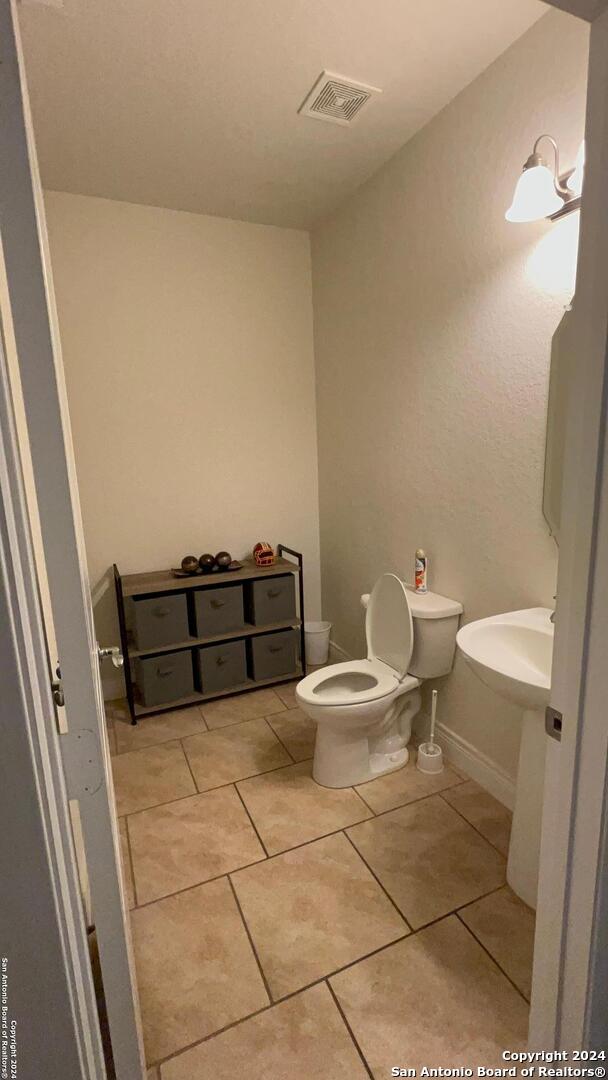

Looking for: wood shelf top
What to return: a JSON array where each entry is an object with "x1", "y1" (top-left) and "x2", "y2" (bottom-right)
[
  {"x1": 132, "y1": 666, "x2": 303, "y2": 718},
  {"x1": 120, "y1": 557, "x2": 300, "y2": 597},
  {"x1": 128, "y1": 619, "x2": 302, "y2": 658}
]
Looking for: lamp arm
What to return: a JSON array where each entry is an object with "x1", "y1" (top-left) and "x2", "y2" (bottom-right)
[{"x1": 533, "y1": 134, "x2": 573, "y2": 198}]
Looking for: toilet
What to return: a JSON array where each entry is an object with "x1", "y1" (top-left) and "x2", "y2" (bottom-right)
[{"x1": 296, "y1": 573, "x2": 463, "y2": 788}]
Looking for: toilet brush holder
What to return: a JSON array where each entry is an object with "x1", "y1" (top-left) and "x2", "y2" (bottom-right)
[
  {"x1": 416, "y1": 688, "x2": 444, "y2": 773},
  {"x1": 416, "y1": 740, "x2": 444, "y2": 774}
]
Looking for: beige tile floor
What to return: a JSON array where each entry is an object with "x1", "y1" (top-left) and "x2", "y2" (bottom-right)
[{"x1": 108, "y1": 680, "x2": 534, "y2": 1076}]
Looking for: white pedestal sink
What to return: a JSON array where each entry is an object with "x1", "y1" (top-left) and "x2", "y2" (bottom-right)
[{"x1": 456, "y1": 608, "x2": 554, "y2": 909}]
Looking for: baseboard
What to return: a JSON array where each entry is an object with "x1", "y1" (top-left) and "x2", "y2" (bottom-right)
[
  {"x1": 328, "y1": 639, "x2": 352, "y2": 663},
  {"x1": 102, "y1": 672, "x2": 125, "y2": 702},
  {"x1": 435, "y1": 722, "x2": 516, "y2": 811}
]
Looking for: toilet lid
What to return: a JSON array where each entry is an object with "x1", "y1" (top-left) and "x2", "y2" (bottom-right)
[{"x1": 365, "y1": 573, "x2": 413, "y2": 678}]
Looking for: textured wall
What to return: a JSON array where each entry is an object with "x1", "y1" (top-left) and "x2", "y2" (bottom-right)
[
  {"x1": 45, "y1": 192, "x2": 321, "y2": 694},
  {"x1": 311, "y1": 10, "x2": 588, "y2": 780}
]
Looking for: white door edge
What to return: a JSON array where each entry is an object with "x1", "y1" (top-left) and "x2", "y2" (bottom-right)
[
  {"x1": 531, "y1": 5, "x2": 608, "y2": 1049},
  {"x1": 0, "y1": 316, "x2": 104, "y2": 1076},
  {"x1": 0, "y1": 2, "x2": 145, "y2": 1074}
]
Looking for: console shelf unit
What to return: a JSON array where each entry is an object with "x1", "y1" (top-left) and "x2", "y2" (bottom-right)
[{"x1": 114, "y1": 544, "x2": 306, "y2": 724}]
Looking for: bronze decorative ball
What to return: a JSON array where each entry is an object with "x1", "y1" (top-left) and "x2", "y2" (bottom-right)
[
  {"x1": 199, "y1": 553, "x2": 216, "y2": 573},
  {"x1": 181, "y1": 555, "x2": 199, "y2": 574},
  {"x1": 215, "y1": 551, "x2": 232, "y2": 568}
]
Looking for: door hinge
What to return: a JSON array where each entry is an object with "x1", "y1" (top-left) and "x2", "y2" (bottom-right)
[
  {"x1": 58, "y1": 729, "x2": 103, "y2": 799},
  {"x1": 52, "y1": 679, "x2": 65, "y2": 708},
  {"x1": 52, "y1": 661, "x2": 64, "y2": 708},
  {"x1": 545, "y1": 705, "x2": 563, "y2": 742}
]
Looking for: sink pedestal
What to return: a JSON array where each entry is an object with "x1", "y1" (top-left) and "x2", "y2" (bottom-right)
[
  {"x1": 507, "y1": 709, "x2": 547, "y2": 910},
  {"x1": 456, "y1": 607, "x2": 553, "y2": 910}
]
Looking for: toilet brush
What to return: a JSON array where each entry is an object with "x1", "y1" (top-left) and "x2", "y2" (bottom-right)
[{"x1": 417, "y1": 689, "x2": 444, "y2": 774}]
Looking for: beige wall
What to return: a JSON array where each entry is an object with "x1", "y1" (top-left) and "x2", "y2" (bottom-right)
[
  {"x1": 45, "y1": 192, "x2": 321, "y2": 693},
  {"x1": 311, "y1": 10, "x2": 588, "y2": 783}
]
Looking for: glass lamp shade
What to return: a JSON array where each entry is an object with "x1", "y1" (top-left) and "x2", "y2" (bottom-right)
[
  {"x1": 567, "y1": 140, "x2": 585, "y2": 196},
  {"x1": 505, "y1": 163, "x2": 564, "y2": 222}
]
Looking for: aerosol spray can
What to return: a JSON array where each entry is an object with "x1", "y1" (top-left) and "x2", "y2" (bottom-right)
[{"x1": 415, "y1": 548, "x2": 428, "y2": 593}]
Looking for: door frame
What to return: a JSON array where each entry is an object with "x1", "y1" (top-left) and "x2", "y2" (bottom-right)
[
  {"x1": 0, "y1": 315, "x2": 104, "y2": 1075},
  {"x1": 529, "y1": 3, "x2": 608, "y2": 1051},
  {"x1": 0, "y1": 1, "x2": 145, "y2": 1075}
]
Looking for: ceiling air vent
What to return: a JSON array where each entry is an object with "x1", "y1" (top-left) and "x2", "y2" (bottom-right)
[{"x1": 298, "y1": 71, "x2": 382, "y2": 127}]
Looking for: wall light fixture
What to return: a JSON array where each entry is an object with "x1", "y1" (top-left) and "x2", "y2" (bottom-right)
[{"x1": 506, "y1": 135, "x2": 584, "y2": 223}]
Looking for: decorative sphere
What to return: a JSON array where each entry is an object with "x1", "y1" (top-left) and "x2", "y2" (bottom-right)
[
  {"x1": 181, "y1": 555, "x2": 199, "y2": 574},
  {"x1": 199, "y1": 553, "x2": 216, "y2": 572},
  {"x1": 215, "y1": 551, "x2": 232, "y2": 568}
]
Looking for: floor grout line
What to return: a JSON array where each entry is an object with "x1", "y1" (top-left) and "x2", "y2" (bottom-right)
[
  {"x1": 258, "y1": 716, "x2": 296, "y2": 764},
  {"x1": 195, "y1": 703, "x2": 209, "y2": 731},
  {"x1": 146, "y1": 894, "x2": 531, "y2": 1069},
  {"x1": 110, "y1": 708, "x2": 287, "y2": 757},
  {"x1": 326, "y1": 979, "x2": 374, "y2": 1079},
  {"x1": 404, "y1": 882, "x2": 508, "y2": 935},
  {"x1": 128, "y1": 840, "x2": 508, "y2": 921},
  {"x1": 342, "y1": 830, "x2": 413, "y2": 933},
  {"x1": 180, "y1": 736, "x2": 201, "y2": 793},
  {"x1": 347, "y1": 783, "x2": 469, "y2": 828},
  {"x1": 150, "y1": 999, "x2": 275, "y2": 1070},
  {"x1": 438, "y1": 788, "x2": 511, "y2": 859},
  {"x1": 150, "y1": 930, "x2": 412, "y2": 1071},
  {"x1": 454, "y1": 882, "x2": 510, "y2": 917},
  {"x1": 233, "y1": 783, "x2": 270, "y2": 859},
  {"x1": 455, "y1": 910, "x2": 530, "y2": 1005},
  {"x1": 352, "y1": 787, "x2": 377, "y2": 816},
  {"x1": 111, "y1": 722, "x2": 208, "y2": 756},
  {"x1": 116, "y1": 756, "x2": 305, "y2": 819},
  {"x1": 119, "y1": 777, "x2": 483, "y2": 869},
  {"x1": 227, "y1": 874, "x2": 274, "y2": 1002},
  {"x1": 227, "y1": 812, "x2": 371, "y2": 862},
  {"x1": 263, "y1": 714, "x2": 297, "y2": 763},
  {"x1": 130, "y1": 854, "x2": 268, "y2": 911},
  {"x1": 122, "y1": 815, "x2": 139, "y2": 909},
  {"x1": 199, "y1": 704, "x2": 288, "y2": 733},
  {"x1": 274, "y1": 932, "x2": 413, "y2": 1005}
]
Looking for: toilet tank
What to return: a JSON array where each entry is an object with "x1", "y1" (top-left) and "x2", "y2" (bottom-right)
[{"x1": 406, "y1": 587, "x2": 463, "y2": 679}]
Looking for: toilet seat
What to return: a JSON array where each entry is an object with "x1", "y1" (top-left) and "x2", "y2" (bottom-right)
[{"x1": 297, "y1": 659, "x2": 402, "y2": 707}]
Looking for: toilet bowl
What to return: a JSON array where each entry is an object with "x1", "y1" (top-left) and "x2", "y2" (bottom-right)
[{"x1": 296, "y1": 574, "x2": 462, "y2": 788}]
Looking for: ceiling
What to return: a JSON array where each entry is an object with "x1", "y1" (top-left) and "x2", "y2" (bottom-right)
[{"x1": 19, "y1": 0, "x2": 546, "y2": 229}]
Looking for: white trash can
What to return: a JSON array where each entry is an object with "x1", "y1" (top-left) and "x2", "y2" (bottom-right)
[{"x1": 305, "y1": 621, "x2": 332, "y2": 666}]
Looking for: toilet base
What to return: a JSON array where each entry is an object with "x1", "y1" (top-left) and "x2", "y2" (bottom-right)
[
  {"x1": 311, "y1": 690, "x2": 421, "y2": 788},
  {"x1": 313, "y1": 734, "x2": 409, "y2": 788}
]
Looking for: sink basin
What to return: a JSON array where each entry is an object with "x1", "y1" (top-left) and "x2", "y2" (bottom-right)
[{"x1": 456, "y1": 607, "x2": 553, "y2": 710}]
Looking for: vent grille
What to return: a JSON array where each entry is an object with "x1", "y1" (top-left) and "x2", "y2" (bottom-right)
[{"x1": 299, "y1": 71, "x2": 381, "y2": 126}]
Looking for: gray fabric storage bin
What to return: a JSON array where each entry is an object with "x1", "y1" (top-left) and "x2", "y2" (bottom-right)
[
  {"x1": 131, "y1": 592, "x2": 189, "y2": 651},
  {"x1": 134, "y1": 649, "x2": 194, "y2": 707},
  {"x1": 250, "y1": 629, "x2": 297, "y2": 681},
  {"x1": 197, "y1": 639, "x2": 247, "y2": 694},
  {"x1": 249, "y1": 575, "x2": 296, "y2": 626},
  {"x1": 195, "y1": 584, "x2": 245, "y2": 636}
]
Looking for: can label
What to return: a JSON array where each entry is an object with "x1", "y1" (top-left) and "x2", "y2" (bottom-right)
[{"x1": 415, "y1": 555, "x2": 427, "y2": 593}]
